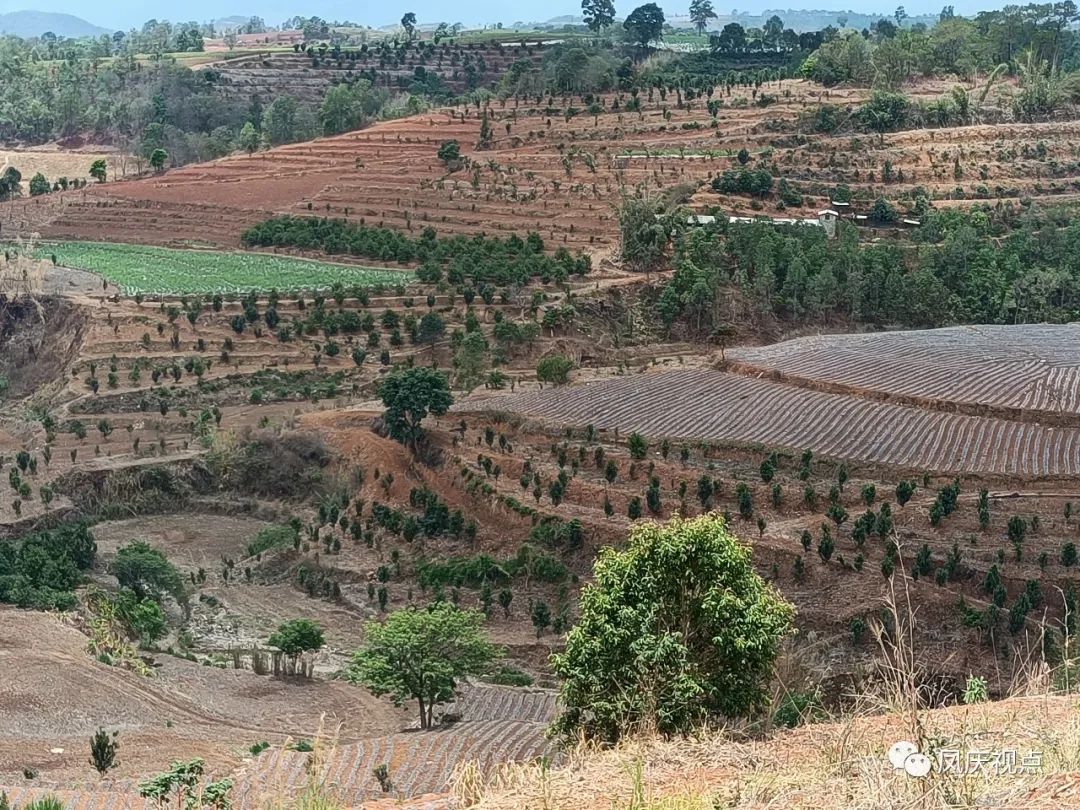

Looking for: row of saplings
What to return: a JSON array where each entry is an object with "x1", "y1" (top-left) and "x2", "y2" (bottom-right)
[{"x1": 477, "y1": 425, "x2": 1072, "y2": 655}]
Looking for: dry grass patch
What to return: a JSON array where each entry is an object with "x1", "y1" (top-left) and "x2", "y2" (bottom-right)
[{"x1": 454, "y1": 696, "x2": 1080, "y2": 809}]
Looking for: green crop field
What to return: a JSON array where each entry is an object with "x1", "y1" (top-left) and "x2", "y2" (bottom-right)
[{"x1": 39, "y1": 242, "x2": 412, "y2": 295}]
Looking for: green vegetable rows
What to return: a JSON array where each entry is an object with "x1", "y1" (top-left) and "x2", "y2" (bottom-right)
[{"x1": 40, "y1": 241, "x2": 412, "y2": 295}]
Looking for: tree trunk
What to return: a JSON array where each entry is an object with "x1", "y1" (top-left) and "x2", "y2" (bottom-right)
[{"x1": 418, "y1": 696, "x2": 427, "y2": 729}]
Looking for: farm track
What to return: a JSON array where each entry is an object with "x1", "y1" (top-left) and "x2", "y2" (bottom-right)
[{"x1": 455, "y1": 368, "x2": 1080, "y2": 477}]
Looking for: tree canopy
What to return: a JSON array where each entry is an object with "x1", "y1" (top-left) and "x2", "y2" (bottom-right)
[
  {"x1": 582, "y1": 0, "x2": 617, "y2": 32},
  {"x1": 0, "y1": 521, "x2": 96, "y2": 611},
  {"x1": 660, "y1": 202, "x2": 1080, "y2": 335},
  {"x1": 618, "y1": 196, "x2": 679, "y2": 274},
  {"x1": 111, "y1": 541, "x2": 186, "y2": 608},
  {"x1": 536, "y1": 355, "x2": 575, "y2": 385},
  {"x1": 348, "y1": 604, "x2": 500, "y2": 728},
  {"x1": 689, "y1": 0, "x2": 718, "y2": 35},
  {"x1": 624, "y1": 3, "x2": 666, "y2": 48},
  {"x1": 379, "y1": 367, "x2": 453, "y2": 446},
  {"x1": 552, "y1": 514, "x2": 794, "y2": 741},
  {"x1": 268, "y1": 619, "x2": 325, "y2": 658}
]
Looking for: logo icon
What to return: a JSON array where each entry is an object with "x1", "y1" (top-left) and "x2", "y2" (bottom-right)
[{"x1": 888, "y1": 740, "x2": 932, "y2": 778}]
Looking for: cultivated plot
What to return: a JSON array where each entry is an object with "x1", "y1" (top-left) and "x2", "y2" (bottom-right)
[
  {"x1": 727, "y1": 324, "x2": 1080, "y2": 419},
  {"x1": 457, "y1": 369, "x2": 1080, "y2": 477},
  {"x1": 39, "y1": 241, "x2": 411, "y2": 295}
]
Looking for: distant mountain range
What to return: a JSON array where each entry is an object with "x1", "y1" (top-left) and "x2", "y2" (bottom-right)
[{"x1": 0, "y1": 10, "x2": 110, "y2": 38}]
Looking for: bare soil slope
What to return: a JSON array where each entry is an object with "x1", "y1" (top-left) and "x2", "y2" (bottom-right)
[{"x1": 0, "y1": 609, "x2": 408, "y2": 786}]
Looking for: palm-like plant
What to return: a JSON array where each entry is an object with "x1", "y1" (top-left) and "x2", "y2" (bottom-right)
[{"x1": 1014, "y1": 49, "x2": 1062, "y2": 121}]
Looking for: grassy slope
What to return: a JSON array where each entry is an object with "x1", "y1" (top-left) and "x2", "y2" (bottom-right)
[{"x1": 459, "y1": 695, "x2": 1080, "y2": 808}]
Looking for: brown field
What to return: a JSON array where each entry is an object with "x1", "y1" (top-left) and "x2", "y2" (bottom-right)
[
  {"x1": 4, "y1": 74, "x2": 1061, "y2": 257},
  {"x1": 2, "y1": 147, "x2": 136, "y2": 184},
  {"x1": 0, "y1": 609, "x2": 408, "y2": 784},
  {"x1": 456, "y1": 365, "x2": 1080, "y2": 477}
]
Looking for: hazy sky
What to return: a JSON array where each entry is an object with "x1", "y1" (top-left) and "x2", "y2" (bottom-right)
[{"x1": 1, "y1": 0, "x2": 1009, "y2": 31}]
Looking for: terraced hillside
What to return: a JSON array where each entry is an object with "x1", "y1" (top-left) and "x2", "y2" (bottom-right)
[
  {"x1": 209, "y1": 42, "x2": 547, "y2": 103},
  {"x1": 456, "y1": 363, "x2": 1080, "y2": 478},
  {"x1": 19, "y1": 77, "x2": 1063, "y2": 256},
  {"x1": 235, "y1": 716, "x2": 554, "y2": 807},
  {"x1": 725, "y1": 324, "x2": 1080, "y2": 425}
]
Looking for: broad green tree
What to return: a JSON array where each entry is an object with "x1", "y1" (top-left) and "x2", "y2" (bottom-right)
[
  {"x1": 268, "y1": 618, "x2": 325, "y2": 667},
  {"x1": 536, "y1": 355, "x2": 574, "y2": 385},
  {"x1": 28, "y1": 172, "x2": 49, "y2": 196},
  {"x1": 238, "y1": 121, "x2": 260, "y2": 154},
  {"x1": 552, "y1": 514, "x2": 794, "y2": 741},
  {"x1": 689, "y1": 0, "x2": 718, "y2": 35},
  {"x1": 0, "y1": 166, "x2": 22, "y2": 200},
  {"x1": 714, "y1": 22, "x2": 747, "y2": 52},
  {"x1": 349, "y1": 604, "x2": 499, "y2": 728},
  {"x1": 437, "y1": 139, "x2": 461, "y2": 167},
  {"x1": 319, "y1": 81, "x2": 386, "y2": 137},
  {"x1": 453, "y1": 331, "x2": 489, "y2": 390},
  {"x1": 89, "y1": 159, "x2": 107, "y2": 182},
  {"x1": 401, "y1": 12, "x2": 417, "y2": 39},
  {"x1": 263, "y1": 96, "x2": 313, "y2": 146},
  {"x1": 618, "y1": 195, "x2": 678, "y2": 275},
  {"x1": 417, "y1": 311, "x2": 445, "y2": 353},
  {"x1": 149, "y1": 149, "x2": 168, "y2": 173},
  {"x1": 763, "y1": 14, "x2": 785, "y2": 49},
  {"x1": 582, "y1": 0, "x2": 616, "y2": 32},
  {"x1": 379, "y1": 367, "x2": 453, "y2": 447},
  {"x1": 623, "y1": 3, "x2": 666, "y2": 48},
  {"x1": 111, "y1": 541, "x2": 186, "y2": 607}
]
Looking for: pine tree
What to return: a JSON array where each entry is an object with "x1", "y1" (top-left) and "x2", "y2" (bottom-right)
[{"x1": 89, "y1": 728, "x2": 119, "y2": 776}]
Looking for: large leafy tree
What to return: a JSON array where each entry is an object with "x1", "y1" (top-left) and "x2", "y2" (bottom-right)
[
  {"x1": 417, "y1": 311, "x2": 446, "y2": 352},
  {"x1": 268, "y1": 618, "x2": 325, "y2": 659},
  {"x1": 713, "y1": 21, "x2": 746, "y2": 52},
  {"x1": 0, "y1": 166, "x2": 22, "y2": 200},
  {"x1": 552, "y1": 514, "x2": 794, "y2": 742},
  {"x1": 349, "y1": 604, "x2": 499, "y2": 728},
  {"x1": 618, "y1": 195, "x2": 679, "y2": 275},
  {"x1": 623, "y1": 3, "x2": 665, "y2": 48},
  {"x1": 689, "y1": 0, "x2": 718, "y2": 35},
  {"x1": 319, "y1": 80, "x2": 386, "y2": 136},
  {"x1": 401, "y1": 12, "x2": 417, "y2": 39},
  {"x1": 582, "y1": 0, "x2": 616, "y2": 32},
  {"x1": 379, "y1": 367, "x2": 453, "y2": 447},
  {"x1": 263, "y1": 95, "x2": 313, "y2": 146},
  {"x1": 111, "y1": 541, "x2": 186, "y2": 608},
  {"x1": 762, "y1": 14, "x2": 785, "y2": 49}
]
